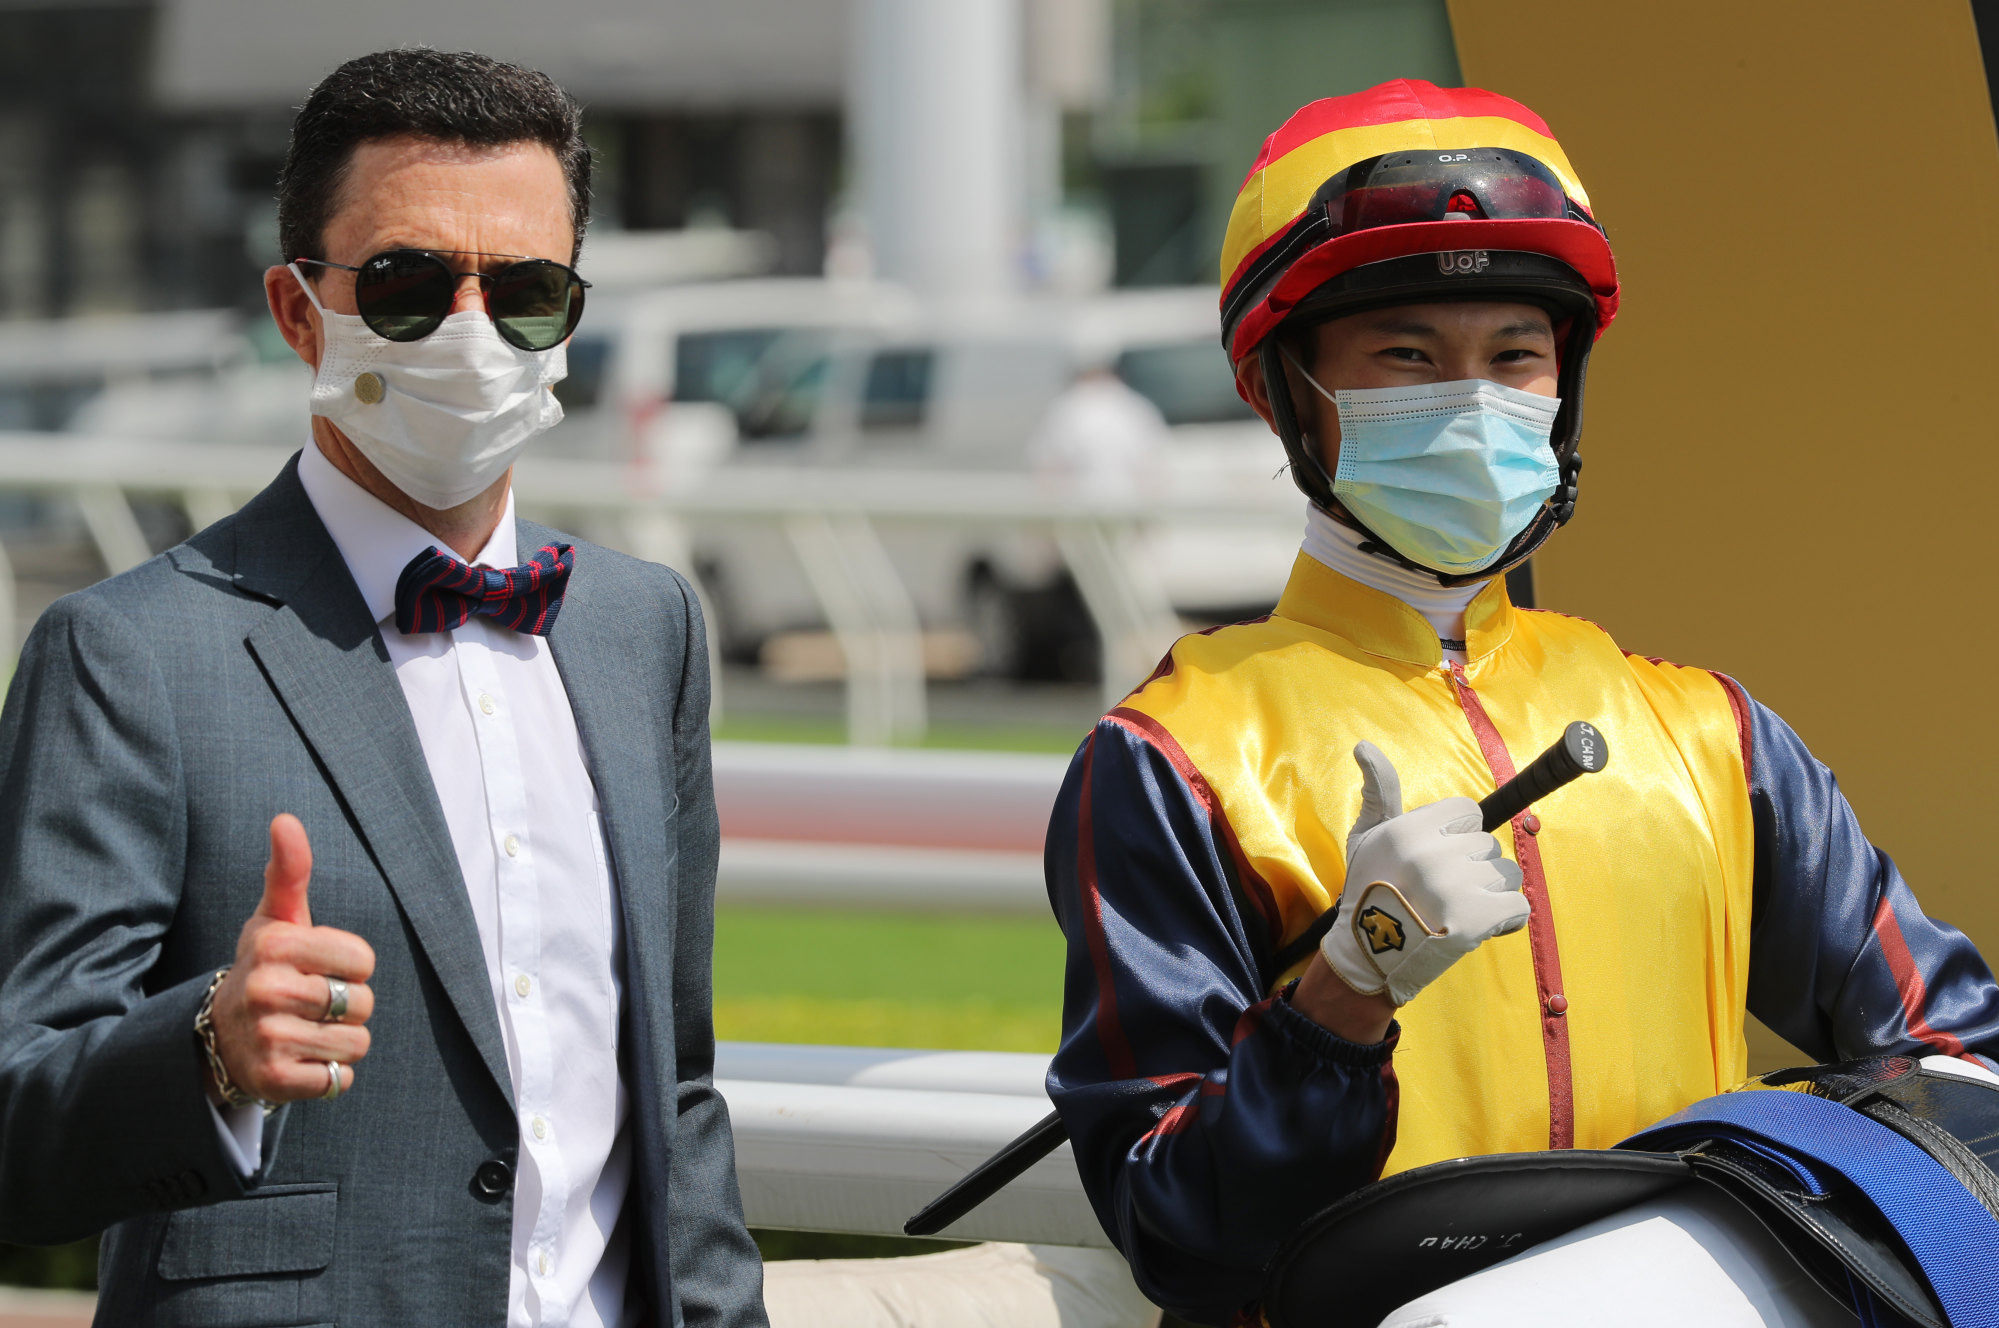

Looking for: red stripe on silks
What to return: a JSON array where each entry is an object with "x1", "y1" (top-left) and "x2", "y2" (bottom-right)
[
  {"x1": 1127, "y1": 618, "x2": 1272, "y2": 703},
  {"x1": 1871, "y1": 896, "x2": 1969, "y2": 1058},
  {"x1": 1368, "y1": 1056, "x2": 1401, "y2": 1183},
  {"x1": 1231, "y1": 995, "x2": 1278, "y2": 1048},
  {"x1": 1448, "y1": 664, "x2": 1574, "y2": 1150},
  {"x1": 1148, "y1": 1071, "x2": 1202, "y2": 1091},
  {"x1": 1141, "y1": 1101, "x2": 1198, "y2": 1142},
  {"x1": 1106, "y1": 707, "x2": 1283, "y2": 946},
  {"x1": 1709, "y1": 672, "x2": 1756, "y2": 796},
  {"x1": 1139, "y1": 1077, "x2": 1228, "y2": 1143},
  {"x1": 1076, "y1": 736, "x2": 1138, "y2": 1080},
  {"x1": 1135, "y1": 648, "x2": 1178, "y2": 693}
]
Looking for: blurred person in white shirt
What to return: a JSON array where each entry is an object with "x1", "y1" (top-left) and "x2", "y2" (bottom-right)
[{"x1": 1028, "y1": 360, "x2": 1169, "y2": 504}]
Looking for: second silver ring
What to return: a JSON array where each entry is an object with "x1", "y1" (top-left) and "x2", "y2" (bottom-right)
[{"x1": 324, "y1": 976, "x2": 350, "y2": 1023}]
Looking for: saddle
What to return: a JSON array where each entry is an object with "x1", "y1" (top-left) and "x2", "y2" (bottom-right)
[{"x1": 1257, "y1": 1057, "x2": 1999, "y2": 1328}]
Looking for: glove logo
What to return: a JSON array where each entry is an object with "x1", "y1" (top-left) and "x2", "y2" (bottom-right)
[{"x1": 1358, "y1": 906, "x2": 1406, "y2": 954}]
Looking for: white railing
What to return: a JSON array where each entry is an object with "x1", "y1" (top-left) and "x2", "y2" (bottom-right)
[
  {"x1": 0, "y1": 432, "x2": 1114, "y2": 1247},
  {"x1": 713, "y1": 1041, "x2": 1097, "y2": 1247},
  {"x1": 0, "y1": 432, "x2": 1297, "y2": 743},
  {"x1": 712, "y1": 741, "x2": 1065, "y2": 912}
]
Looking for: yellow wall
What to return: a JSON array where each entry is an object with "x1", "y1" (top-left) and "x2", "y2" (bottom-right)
[{"x1": 1448, "y1": 1, "x2": 1999, "y2": 1001}]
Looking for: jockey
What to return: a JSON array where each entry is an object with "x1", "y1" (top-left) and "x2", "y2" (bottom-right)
[{"x1": 1043, "y1": 78, "x2": 1999, "y2": 1325}]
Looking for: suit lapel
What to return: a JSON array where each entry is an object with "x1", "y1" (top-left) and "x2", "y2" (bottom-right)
[
  {"x1": 531, "y1": 524, "x2": 679, "y2": 1086},
  {"x1": 232, "y1": 461, "x2": 514, "y2": 1107}
]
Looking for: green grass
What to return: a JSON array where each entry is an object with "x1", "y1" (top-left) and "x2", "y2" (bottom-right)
[
  {"x1": 714, "y1": 712, "x2": 1086, "y2": 756},
  {"x1": 712, "y1": 908, "x2": 1067, "y2": 1052},
  {"x1": 719, "y1": 907, "x2": 1069, "y2": 1260},
  {"x1": 0, "y1": 1240, "x2": 95, "y2": 1291}
]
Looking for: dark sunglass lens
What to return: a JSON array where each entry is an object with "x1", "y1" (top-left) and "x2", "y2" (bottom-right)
[
  {"x1": 488, "y1": 261, "x2": 581, "y2": 351},
  {"x1": 353, "y1": 251, "x2": 454, "y2": 341}
]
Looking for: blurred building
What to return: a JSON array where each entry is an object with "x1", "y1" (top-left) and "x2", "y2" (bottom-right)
[
  {"x1": 0, "y1": 0, "x2": 1475, "y2": 319},
  {"x1": 1094, "y1": 0, "x2": 1459, "y2": 287},
  {"x1": 0, "y1": 0, "x2": 862, "y2": 316}
]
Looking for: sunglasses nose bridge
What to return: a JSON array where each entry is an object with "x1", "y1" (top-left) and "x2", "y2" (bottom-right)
[{"x1": 448, "y1": 271, "x2": 489, "y2": 318}]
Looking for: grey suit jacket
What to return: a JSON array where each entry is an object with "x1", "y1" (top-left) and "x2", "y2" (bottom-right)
[{"x1": 0, "y1": 455, "x2": 767, "y2": 1327}]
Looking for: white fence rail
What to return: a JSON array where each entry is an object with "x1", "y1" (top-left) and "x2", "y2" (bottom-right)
[
  {"x1": 0, "y1": 432, "x2": 1297, "y2": 739},
  {"x1": 713, "y1": 1042, "x2": 1097, "y2": 1247},
  {"x1": 0, "y1": 432, "x2": 1114, "y2": 1249},
  {"x1": 712, "y1": 741, "x2": 1065, "y2": 911}
]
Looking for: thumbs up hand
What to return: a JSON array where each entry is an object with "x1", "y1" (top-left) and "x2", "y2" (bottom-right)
[
  {"x1": 1318, "y1": 742, "x2": 1529, "y2": 1008},
  {"x1": 205, "y1": 815, "x2": 376, "y2": 1105}
]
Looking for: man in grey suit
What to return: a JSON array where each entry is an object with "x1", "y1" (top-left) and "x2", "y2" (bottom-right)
[{"x1": 0, "y1": 49, "x2": 767, "y2": 1327}]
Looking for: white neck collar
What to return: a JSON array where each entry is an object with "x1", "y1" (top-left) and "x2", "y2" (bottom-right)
[{"x1": 1300, "y1": 504, "x2": 1488, "y2": 662}]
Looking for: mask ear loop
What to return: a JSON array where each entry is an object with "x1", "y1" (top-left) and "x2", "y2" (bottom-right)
[
  {"x1": 1279, "y1": 343, "x2": 1343, "y2": 407},
  {"x1": 288, "y1": 262, "x2": 331, "y2": 316}
]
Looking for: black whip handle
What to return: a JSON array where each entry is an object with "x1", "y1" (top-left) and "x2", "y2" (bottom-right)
[
  {"x1": 1266, "y1": 721, "x2": 1610, "y2": 977},
  {"x1": 1477, "y1": 720, "x2": 1608, "y2": 832},
  {"x1": 904, "y1": 1109, "x2": 1067, "y2": 1237},
  {"x1": 903, "y1": 722, "x2": 1611, "y2": 1237}
]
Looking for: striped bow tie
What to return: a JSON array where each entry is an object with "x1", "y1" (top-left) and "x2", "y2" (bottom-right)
[{"x1": 393, "y1": 542, "x2": 574, "y2": 636}]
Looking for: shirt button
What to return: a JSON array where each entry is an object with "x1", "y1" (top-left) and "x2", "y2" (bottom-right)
[
  {"x1": 503, "y1": 834, "x2": 520, "y2": 858},
  {"x1": 531, "y1": 1116, "x2": 548, "y2": 1140},
  {"x1": 1547, "y1": 993, "x2": 1570, "y2": 1016},
  {"x1": 478, "y1": 693, "x2": 496, "y2": 716},
  {"x1": 537, "y1": 1251, "x2": 551, "y2": 1277},
  {"x1": 515, "y1": 974, "x2": 531, "y2": 998}
]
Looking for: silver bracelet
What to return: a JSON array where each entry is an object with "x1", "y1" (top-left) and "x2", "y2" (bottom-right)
[{"x1": 194, "y1": 968, "x2": 275, "y2": 1115}]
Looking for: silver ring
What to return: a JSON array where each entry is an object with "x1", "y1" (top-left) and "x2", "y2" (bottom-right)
[
  {"x1": 323, "y1": 977, "x2": 349, "y2": 1023},
  {"x1": 323, "y1": 1061, "x2": 344, "y2": 1101}
]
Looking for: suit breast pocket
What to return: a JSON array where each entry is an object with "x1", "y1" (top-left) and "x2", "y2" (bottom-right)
[{"x1": 154, "y1": 1182, "x2": 337, "y2": 1327}]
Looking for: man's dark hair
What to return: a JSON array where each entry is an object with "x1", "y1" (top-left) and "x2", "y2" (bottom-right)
[{"x1": 277, "y1": 48, "x2": 591, "y2": 264}]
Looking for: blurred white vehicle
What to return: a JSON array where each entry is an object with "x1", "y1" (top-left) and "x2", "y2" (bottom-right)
[
  {"x1": 64, "y1": 229, "x2": 777, "y2": 449},
  {"x1": 550, "y1": 281, "x2": 1298, "y2": 678},
  {"x1": 39, "y1": 278, "x2": 1302, "y2": 680},
  {"x1": 0, "y1": 309, "x2": 271, "y2": 435}
]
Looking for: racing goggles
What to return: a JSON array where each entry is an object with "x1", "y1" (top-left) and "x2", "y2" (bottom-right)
[
  {"x1": 294, "y1": 248, "x2": 589, "y2": 352},
  {"x1": 1315, "y1": 147, "x2": 1584, "y2": 236}
]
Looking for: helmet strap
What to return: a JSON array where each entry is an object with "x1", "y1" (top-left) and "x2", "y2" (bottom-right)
[{"x1": 1258, "y1": 338, "x2": 1339, "y2": 510}]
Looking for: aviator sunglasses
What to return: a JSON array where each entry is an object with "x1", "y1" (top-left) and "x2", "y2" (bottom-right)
[{"x1": 295, "y1": 248, "x2": 589, "y2": 352}]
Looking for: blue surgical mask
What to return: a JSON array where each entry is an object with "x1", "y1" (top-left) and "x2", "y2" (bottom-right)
[{"x1": 1286, "y1": 351, "x2": 1561, "y2": 576}]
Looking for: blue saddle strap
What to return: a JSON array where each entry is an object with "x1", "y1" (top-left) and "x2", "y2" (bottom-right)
[{"x1": 1621, "y1": 1089, "x2": 1999, "y2": 1328}]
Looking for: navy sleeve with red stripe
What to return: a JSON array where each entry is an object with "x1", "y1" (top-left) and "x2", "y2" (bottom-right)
[
  {"x1": 1725, "y1": 677, "x2": 1999, "y2": 1071},
  {"x1": 1045, "y1": 716, "x2": 1400, "y2": 1326}
]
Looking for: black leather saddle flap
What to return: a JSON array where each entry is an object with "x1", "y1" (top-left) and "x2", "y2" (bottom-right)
[
  {"x1": 1678, "y1": 1140, "x2": 1946, "y2": 1328},
  {"x1": 1259, "y1": 1149, "x2": 1691, "y2": 1328}
]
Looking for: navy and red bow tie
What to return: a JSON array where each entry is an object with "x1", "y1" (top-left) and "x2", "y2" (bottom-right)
[{"x1": 393, "y1": 542, "x2": 574, "y2": 636}]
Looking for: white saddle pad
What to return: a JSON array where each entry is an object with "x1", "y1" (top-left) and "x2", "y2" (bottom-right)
[{"x1": 1376, "y1": 1182, "x2": 1855, "y2": 1328}]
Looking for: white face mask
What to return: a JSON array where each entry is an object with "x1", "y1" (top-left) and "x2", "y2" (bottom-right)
[{"x1": 291, "y1": 263, "x2": 566, "y2": 510}]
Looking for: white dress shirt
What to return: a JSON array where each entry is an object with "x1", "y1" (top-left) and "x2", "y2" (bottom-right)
[{"x1": 214, "y1": 440, "x2": 634, "y2": 1327}]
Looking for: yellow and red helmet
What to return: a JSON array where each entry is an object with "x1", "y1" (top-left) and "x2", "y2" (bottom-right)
[
  {"x1": 1220, "y1": 78, "x2": 1618, "y2": 363},
  {"x1": 1220, "y1": 79, "x2": 1621, "y2": 583}
]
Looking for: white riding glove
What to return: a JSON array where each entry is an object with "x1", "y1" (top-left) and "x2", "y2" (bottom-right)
[{"x1": 1320, "y1": 740, "x2": 1530, "y2": 1007}]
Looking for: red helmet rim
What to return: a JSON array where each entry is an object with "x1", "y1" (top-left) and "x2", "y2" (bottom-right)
[{"x1": 1227, "y1": 217, "x2": 1618, "y2": 363}]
